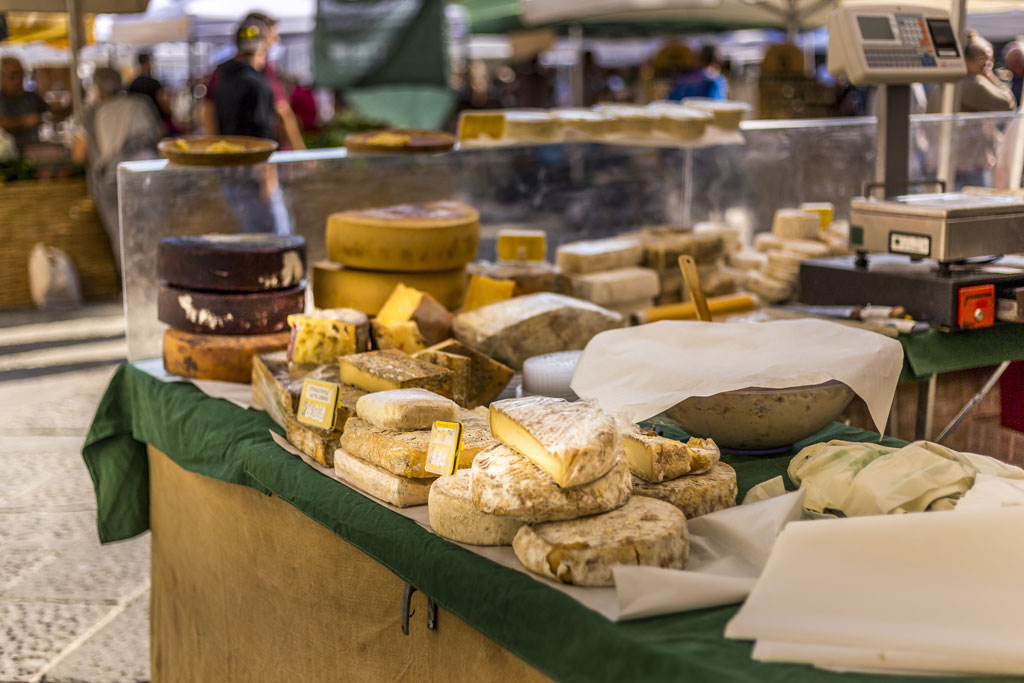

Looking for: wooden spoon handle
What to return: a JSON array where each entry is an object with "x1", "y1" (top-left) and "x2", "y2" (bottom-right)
[{"x1": 678, "y1": 254, "x2": 713, "y2": 322}]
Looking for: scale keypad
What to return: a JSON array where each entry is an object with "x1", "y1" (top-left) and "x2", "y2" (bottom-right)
[{"x1": 862, "y1": 14, "x2": 938, "y2": 68}]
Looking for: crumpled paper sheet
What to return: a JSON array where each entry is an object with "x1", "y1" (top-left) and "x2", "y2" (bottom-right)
[
  {"x1": 956, "y1": 473, "x2": 1024, "y2": 510},
  {"x1": 570, "y1": 319, "x2": 903, "y2": 434},
  {"x1": 788, "y1": 439, "x2": 1024, "y2": 516},
  {"x1": 135, "y1": 358, "x2": 254, "y2": 409}
]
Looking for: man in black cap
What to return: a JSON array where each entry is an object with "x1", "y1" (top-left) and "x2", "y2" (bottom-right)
[{"x1": 210, "y1": 21, "x2": 276, "y2": 140}]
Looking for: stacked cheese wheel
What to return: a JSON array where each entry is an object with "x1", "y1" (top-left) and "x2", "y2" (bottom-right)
[
  {"x1": 314, "y1": 201, "x2": 481, "y2": 316},
  {"x1": 158, "y1": 234, "x2": 306, "y2": 383}
]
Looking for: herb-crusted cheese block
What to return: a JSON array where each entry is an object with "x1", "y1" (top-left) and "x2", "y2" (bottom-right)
[
  {"x1": 284, "y1": 415, "x2": 342, "y2": 467},
  {"x1": 624, "y1": 431, "x2": 720, "y2": 483},
  {"x1": 470, "y1": 444, "x2": 631, "y2": 522},
  {"x1": 355, "y1": 388, "x2": 459, "y2": 430},
  {"x1": 512, "y1": 496, "x2": 689, "y2": 586},
  {"x1": 632, "y1": 462, "x2": 737, "y2": 519},
  {"x1": 489, "y1": 396, "x2": 619, "y2": 488},
  {"x1": 340, "y1": 350, "x2": 453, "y2": 398},
  {"x1": 341, "y1": 407, "x2": 495, "y2": 478},
  {"x1": 452, "y1": 293, "x2": 623, "y2": 370},
  {"x1": 429, "y1": 470, "x2": 525, "y2": 545},
  {"x1": 422, "y1": 339, "x2": 513, "y2": 408},
  {"x1": 334, "y1": 448, "x2": 432, "y2": 507},
  {"x1": 287, "y1": 309, "x2": 370, "y2": 364}
]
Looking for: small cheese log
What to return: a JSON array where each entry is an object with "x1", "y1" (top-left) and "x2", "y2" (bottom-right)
[
  {"x1": 371, "y1": 320, "x2": 427, "y2": 354},
  {"x1": 496, "y1": 229, "x2": 546, "y2": 262},
  {"x1": 428, "y1": 470, "x2": 525, "y2": 545},
  {"x1": 163, "y1": 328, "x2": 290, "y2": 384},
  {"x1": 470, "y1": 444, "x2": 631, "y2": 522},
  {"x1": 287, "y1": 309, "x2": 370, "y2": 364},
  {"x1": 631, "y1": 463, "x2": 737, "y2": 519},
  {"x1": 423, "y1": 340, "x2": 512, "y2": 409},
  {"x1": 489, "y1": 396, "x2": 619, "y2": 488},
  {"x1": 452, "y1": 293, "x2": 623, "y2": 370},
  {"x1": 339, "y1": 350, "x2": 453, "y2": 398},
  {"x1": 569, "y1": 267, "x2": 660, "y2": 307},
  {"x1": 375, "y1": 283, "x2": 453, "y2": 346},
  {"x1": 355, "y1": 388, "x2": 458, "y2": 430},
  {"x1": 512, "y1": 496, "x2": 688, "y2": 587},
  {"x1": 413, "y1": 349, "x2": 471, "y2": 407},
  {"x1": 340, "y1": 407, "x2": 494, "y2": 478},
  {"x1": 462, "y1": 274, "x2": 516, "y2": 312},
  {"x1": 555, "y1": 236, "x2": 643, "y2": 275},
  {"x1": 334, "y1": 448, "x2": 432, "y2": 507},
  {"x1": 284, "y1": 415, "x2": 342, "y2": 467}
]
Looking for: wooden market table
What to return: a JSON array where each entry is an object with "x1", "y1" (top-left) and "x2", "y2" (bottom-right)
[{"x1": 83, "y1": 363, "x2": 1000, "y2": 683}]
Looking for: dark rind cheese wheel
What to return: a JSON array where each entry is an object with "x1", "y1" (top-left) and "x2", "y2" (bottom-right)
[
  {"x1": 158, "y1": 283, "x2": 304, "y2": 335},
  {"x1": 163, "y1": 328, "x2": 291, "y2": 383},
  {"x1": 157, "y1": 234, "x2": 306, "y2": 292}
]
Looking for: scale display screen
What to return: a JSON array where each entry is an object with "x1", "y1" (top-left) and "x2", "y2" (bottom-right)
[
  {"x1": 927, "y1": 19, "x2": 959, "y2": 57},
  {"x1": 857, "y1": 16, "x2": 896, "y2": 41}
]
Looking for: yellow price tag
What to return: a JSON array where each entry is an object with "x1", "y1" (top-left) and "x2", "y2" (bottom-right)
[
  {"x1": 296, "y1": 378, "x2": 340, "y2": 431},
  {"x1": 425, "y1": 421, "x2": 463, "y2": 476}
]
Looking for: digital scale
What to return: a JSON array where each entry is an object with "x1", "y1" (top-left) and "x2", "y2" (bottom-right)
[{"x1": 799, "y1": 5, "x2": 1024, "y2": 330}]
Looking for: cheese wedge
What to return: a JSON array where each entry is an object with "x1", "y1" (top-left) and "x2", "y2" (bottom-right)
[
  {"x1": 421, "y1": 340, "x2": 512, "y2": 408},
  {"x1": 355, "y1": 388, "x2": 458, "y2": 430},
  {"x1": 287, "y1": 309, "x2": 370, "y2": 365},
  {"x1": 340, "y1": 407, "x2": 495, "y2": 478},
  {"x1": 428, "y1": 470, "x2": 525, "y2": 545},
  {"x1": 489, "y1": 396, "x2": 619, "y2": 488},
  {"x1": 376, "y1": 283, "x2": 453, "y2": 346},
  {"x1": 512, "y1": 496, "x2": 688, "y2": 586},
  {"x1": 339, "y1": 350, "x2": 453, "y2": 398},
  {"x1": 412, "y1": 348, "x2": 471, "y2": 406},
  {"x1": 371, "y1": 319, "x2": 427, "y2": 354},
  {"x1": 462, "y1": 274, "x2": 516, "y2": 312},
  {"x1": 625, "y1": 430, "x2": 694, "y2": 483},
  {"x1": 284, "y1": 415, "x2": 342, "y2": 467},
  {"x1": 631, "y1": 462, "x2": 737, "y2": 519},
  {"x1": 556, "y1": 236, "x2": 643, "y2": 274},
  {"x1": 569, "y1": 267, "x2": 660, "y2": 307},
  {"x1": 334, "y1": 448, "x2": 432, "y2": 507},
  {"x1": 471, "y1": 444, "x2": 631, "y2": 522}
]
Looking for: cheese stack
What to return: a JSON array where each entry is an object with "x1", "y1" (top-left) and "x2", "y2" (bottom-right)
[
  {"x1": 629, "y1": 226, "x2": 737, "y2": 306},
  {"x1": 624, "y1": 427, "x2": 738, "y2": 520},
  {"x1": 315, "y1": 201, "x2": 480, "y2": 315},
  {"x1": 158, "y1": 234, "x2": 307, "y2": 383},
  {"x1": 556, "y1": 236, "x2": 660, "y2": 315}
]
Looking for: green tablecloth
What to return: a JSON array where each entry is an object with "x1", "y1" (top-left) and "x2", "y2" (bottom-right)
[
  {"x1": 899, "y1": 324, "x2": 1024, "y2": 382},
  {"x1": 82, "y1": 363, "x2": 998, "y2": 683}
]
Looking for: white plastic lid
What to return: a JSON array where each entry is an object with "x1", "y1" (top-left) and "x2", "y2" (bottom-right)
[{"x1": 522, "y1": 351, "x2": 583, "y2": 401}]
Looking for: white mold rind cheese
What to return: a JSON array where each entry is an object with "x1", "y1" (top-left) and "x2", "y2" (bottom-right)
[
  {"x1": 624, "y1": 431, "x2": 721, "y2": 483},
  {"x1": 631, "y1": 462, "x2": 738, "y2": 519},
  {"x1": 334, "y1": 448, "x2": 433, "y2": 507},
  {"x1": 470, "y1": 444, "x2": 631, "y2": 522},
  {"x1": 428, "y1": 470, "x2": 525, "y2": 545},
  {"x1": 355, "y1": 388, "x2": 459, "y2": 430},
  {"x1": 512, "y1": 496, "x2": 689, "y2": 586}
]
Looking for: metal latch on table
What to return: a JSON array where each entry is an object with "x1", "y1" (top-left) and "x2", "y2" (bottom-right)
[{"x1": 401, "y1": 582, "x2": 438, "y2": 635}]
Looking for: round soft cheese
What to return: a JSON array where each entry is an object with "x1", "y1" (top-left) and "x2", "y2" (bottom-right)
[
  {"x1": 429, "y1": 470, "x2": 525, "y2": 545},
  {"x1": 631, "y1": 462, "x2": 738, "y2": 520}
]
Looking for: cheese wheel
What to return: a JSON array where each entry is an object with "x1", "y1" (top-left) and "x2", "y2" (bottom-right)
[
  {"x1": 326, "y1": 201, "x2": 480, "y2": 272},
  {"x1": 157, "y1": 234, "x2": 306, "y2": 292},
  {"x1": 157, "y1": 283, "x2": 304, "y2": 335},
  {"x1": 428, "y1": 470, "x2": 525, "y2": 545},
  {"x1": 631, "y1": 462, "x2": 738, "y2": 519},
  {"x1": 162, "y1": 328, "x2": 290, "y2": 383},
  {"x1": 312, "y1": 261, "x2": 467, "y2": 315}
]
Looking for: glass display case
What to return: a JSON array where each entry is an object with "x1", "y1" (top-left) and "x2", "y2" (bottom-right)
[{"x1": 118, "y1": 111, "x2": 1022, "y2": 360}]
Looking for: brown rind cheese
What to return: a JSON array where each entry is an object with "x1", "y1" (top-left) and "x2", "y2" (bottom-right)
[
  {"x1": 157, "y1": 283, "x2": 304, "y2": 335},
  {"x1": 162, "y1": 328, "x2": 290, "y2": 383},
  {"x1": 157, "y1": 234, "x2": 306, "y2": 292}
]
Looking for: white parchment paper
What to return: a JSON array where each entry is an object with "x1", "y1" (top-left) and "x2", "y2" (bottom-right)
[
  {"x1": 135, "y1": 358, "x2": 254, "y2": 409},
  {"x1": 570, "y1": 319, "x2": 904, "y2": 434}
]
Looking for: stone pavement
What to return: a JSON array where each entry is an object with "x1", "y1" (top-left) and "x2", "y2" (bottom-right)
[{"x1": 0, "y1": 303, "x2": 150, "y2": 683}]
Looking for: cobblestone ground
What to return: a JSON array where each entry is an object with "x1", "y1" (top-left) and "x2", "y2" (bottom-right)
[{"x1": 0, "y1": 304, "x2": 150, "y2": 683}]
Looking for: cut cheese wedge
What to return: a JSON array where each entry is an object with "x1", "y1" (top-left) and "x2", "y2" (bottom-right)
[
  {"x1": 471, "y1": 443, "x2": 631, "y2": 522},
  {"x1": 376, "y1": 282, "x2": 453, "y2": 346},
  {"x1": 355, "y1": 388, "x2": 458, "y2": 430},
  {"x1": 512, "y1": 496, "x2": 688, "y2": 587},
  {"x1": 489, "y1": 396, "x2": 619, "y2": 488},
  {"x1": 462, "y1": 274, "x2": 516, "y2": 312},
  {"x1": 312, "y1": 261, "x2": 468, "y2": 315},
  {"x1": 624, "y1": 430, "x2": 718, "y2": 483},
  {"x1": 420, "y1": 339, "x2": 512, "y2": 408},
  {"x1": 287, "y1": 309, "x2": 370, "y2": 364},
  {"x1": 428, "y1": 470, "x2": 525, "y2": 545},
  {"x1": 339, "y1": 350, "x2": 453, "y2": 398},
  {"x1": 251, "y1": 351, "x2": 317, "y2": 427},
  {"x1": 334, "y1": 448, "x2": 432, "y2": 507},
  {"x1": 412, "y1": 348, "x2": 471, "y2": 406},
  {"x1": 631, "y1": 462, "x2": 737, "y2": 519},
  {"x1": 371, "y1": 320, "x2": 427, "y2": 354}
]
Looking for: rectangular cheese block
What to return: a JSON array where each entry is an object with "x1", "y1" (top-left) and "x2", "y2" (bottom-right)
[
  {"x1": 355, "y1": 388, "x2": 458, "y2": 430},
  {"x1": 570, "y1": 266, "x2": 660, "y2": 306},
  {"x1": 496, "y1": 229, "x2": 546, "y2": 263},
  {"x1": 334, "y1": 448, "x2": 432, "y2": 507},
  {"x1": 422, "y1": 339, "x2": 513, "y2": 408},
  {"x1": 489, "y1": 396, "x2": 619, "y2": 488},
  {"x1": 371, "y1": 319, "x2": 427, "y2": 354},
  {"x1": 375, "y1": 282, "x2": 453, "y2": 346},
  {"x1": 286, "y1": 308, "x2": 370, "y2": 365},
  {"x1": 284, "y1": 415, "x2": 342, "y2": 467},
  {"x1": 339, "y1": 350, "x2": 453, "y2": 399},
  {"x1": 555, "y1": 236, "x2": 643, "y2": 275},
  {"x1": 412, "y1": 348, "x2": 471, "y2": 407},
  {"x1": 251, "y1": 351, "x2": 317, "y2": 427},
  {"x1": 462, "y1": 274, "x2": 516, "y2": 312},
  {"x1": 340, "y1": 407, "x2": 495, "y2": 478},
  {"x1": 452, "y1": 293, "x2": 623, "y2": 370},
  {"x1": 638, "y1": 230, "x2": 726, "y2": 269},
  {"x1": 457, "y1": 111, "x2": 506, "y2": 141},
  {"x1": 607, "y1": 297, "x2": 655, "y2": 317}
]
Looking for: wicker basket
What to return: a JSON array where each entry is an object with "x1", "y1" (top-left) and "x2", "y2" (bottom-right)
[{"x1": 0, "y1": 177, "x2": 120, "y2": 309}]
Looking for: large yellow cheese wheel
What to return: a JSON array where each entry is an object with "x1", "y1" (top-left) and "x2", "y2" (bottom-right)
[
  {"x1": 312, "y1": 261, "x2": 468, "y2": 315},
  {"x1": 326, "y1": 201, "x2": 480, "y2": 272},
  {"x1": 162, "y1": 328, "x2": 290, "y2": 384}
]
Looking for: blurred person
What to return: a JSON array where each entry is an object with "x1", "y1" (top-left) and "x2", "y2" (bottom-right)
[
  {"x1": 1002, "y1": 41, "x2": 1024, "y2": 106},
  {"x1": 927, "y1": 32, "x2": 1015, "y2": 113},
  {"x1": 582, "y1": 51, "x2": 606, "y2": 107},
  {"x1": 0, "y1": 56, "x2": 48, "y2": 152},
  {"x1": 509, "y1": 57, "x2": 552, "y2": 108},
  {"x1": 669, "y1": 44, "x2": 728, "y2": 101},
  {"x1": 210, "y1": 21, "x2": 276, "y2": 140},
  {"x1": 71, "y1": 67, "x2": 162, "y2": 267},
  {"x1": 288, "y1": 77, "x2": 317, "y2": 131},
  {"x1": 128, "y1": 52, "x2": 176, "y2": 134}
]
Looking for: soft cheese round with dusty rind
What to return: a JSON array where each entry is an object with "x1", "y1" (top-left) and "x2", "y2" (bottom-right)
[
  {"x1": 632, "y1": 462, "x2": 738, "y2": 519},
  {"x1": 356, "y1": 388, "x2": 458, "y2": 431},
  {"x1": 429, "y1": 470, "x2": 525, "y2": 545},
  {"x1": 470, "y1": 444, "x2": 631, "y2": 522},
  {"x1": 512, "y1": 496, "x2": 688, "y2": 586},
  {"x1": 489, "y1": 396, "x2": 620, "y2": 488}
]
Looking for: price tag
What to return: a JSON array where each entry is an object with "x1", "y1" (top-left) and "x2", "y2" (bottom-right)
[
  {"x1": 296, "y1": 378, "x2": 340, "y2": 430},
  {"x1": 424, "y1": 421, "x2": 463, "y2": 476}
]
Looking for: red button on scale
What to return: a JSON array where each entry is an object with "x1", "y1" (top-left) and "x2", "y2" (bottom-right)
[{"x1": 957, "y1": 284, "x2": 995, "y2": 329}]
